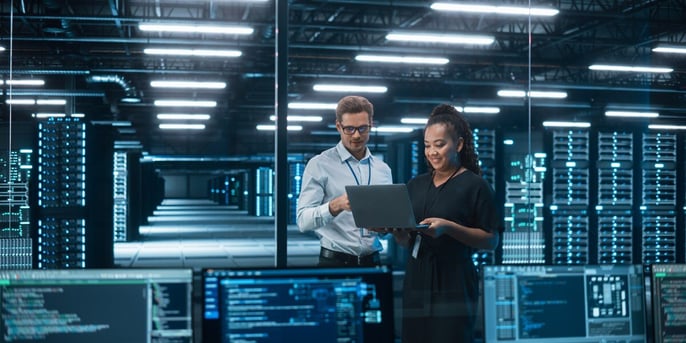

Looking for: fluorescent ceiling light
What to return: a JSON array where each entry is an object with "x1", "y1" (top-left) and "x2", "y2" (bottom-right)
[
  {"x1": 497, "y1": 90, "x2": 567, "y2": 99},
  {"x1": 154, "y1": 100, "x2": 217, "y2": 107},
  {"x1": 457, "y1": 106, "x2": 501, "y2": 114},
  {"x1": 588, "y1": 64, "x2": 673, "y2": 73},
  {"x1": 400, "y1": 118, "x2": 428, "y2": 125},
  {"x1": 157, "y1": 114, "x2": 211, "y2": 120},
  {"x1": 542, "y1": 121, "x2": 591, "y2": 128},
  {"x1": 313, "y1": 84, "x2": 387, "y2": 93},
  {"x1": 0, "y1": 46, "x2": 5, "y2": 52},
  {"x1": 288, "y1": 102, "x2": 337, "y2": 110},
  {"x1": 151, "y1": 81, "x2": 226, "y2": 89},
  {"x1": 653, "y1": 46, "x2": 686, "y2": 54},
  {"x1": 91, "y1": 120, "x2": 131, "y2": 126},
  {"x1": 372, "y1": 126, "x2": 415, "y2": 133},
  {"x1": 6, "y1": 99, "x2": 66, "y2": 105},
  {"x1": 33, "y1": 113, "x2": 66, "y2": 118},
  {"x1": 32, "y1": 112, "x2": 85, "y2": 118},
  {"x1": 139, "y1": 23, "x2": 253, "y2": 35},
  {"x1": 120, "y1": 96, "x2": 141, "y2": 103},
  {"x1": 431, "y1": 2, "x2": 559, "y2": 16},
  {"x1": 6, "y1": 99, "x2": 36, "y2": 105},
  {"x1": 386, "y1": 32, "x2": 494, "y2": 45},
  {"x1": 159, "y1": 123, "x2": 206, "y2": 130},
  {"x1": 144, "y1": 48, "x2": 242, "y2": 57},
  {"x1": 37, "y1": 99, "x2": 67, "y2": 105},
  {"x1": 269, "y1": 115, "x2": 323, "y2": 122},
  {"x1": 605, "y1": 111, "x2": 659, "y2": 118},
  {"x1": 355, "y1": 54, "x2": 449, "y2": 65},
  {"x1": 529, "y1": 91, "x2": 567, "y2": 99},
  {"x1": 256, "y1": 125, "x2": 303, "y2": 131},
  {"x1": 3, "y1": 79, "x2": 45, "y2": 86},
  {"x1": 649, "y1": 124, "x2": 686, "y2": 130}
]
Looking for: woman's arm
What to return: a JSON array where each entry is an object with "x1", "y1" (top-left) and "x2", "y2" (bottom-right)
[{"x1": 419, "y1": 217, "x2": 500, "y2": 250}]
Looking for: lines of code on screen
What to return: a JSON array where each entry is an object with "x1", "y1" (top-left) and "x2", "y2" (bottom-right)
[{"x1": 652, "y1": 264, "x2": 686, "y2": 343}]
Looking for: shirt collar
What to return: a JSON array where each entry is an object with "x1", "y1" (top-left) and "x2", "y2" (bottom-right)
[{"x1": 335, "y1": 141, "x2": 371, "y2": 163}]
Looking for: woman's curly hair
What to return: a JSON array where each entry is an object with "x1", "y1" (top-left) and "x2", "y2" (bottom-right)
[{"x1": 425, "y1": 104, "x2": 482, "y2": 175}]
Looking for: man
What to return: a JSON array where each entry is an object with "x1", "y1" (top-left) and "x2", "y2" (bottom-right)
[{"x1": 297, "y1": 95, "x2": 393, "y2": 266}]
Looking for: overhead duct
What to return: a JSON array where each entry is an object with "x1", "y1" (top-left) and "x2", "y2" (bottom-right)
[
  {"x1": 86, "y1": 74, "x2": 140, "y2": 103},
  {"x1": 42, "y1": 0, "x2": 75, "y2": 38}
]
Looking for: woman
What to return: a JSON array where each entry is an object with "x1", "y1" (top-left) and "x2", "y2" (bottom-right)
[{"x1": 395, "y1": 104, "x2": 501, "y2": 343}]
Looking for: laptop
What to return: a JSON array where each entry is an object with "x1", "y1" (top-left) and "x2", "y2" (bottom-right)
[{"x1": 345, "y1": 184, "x2": 428, "y2": 229}]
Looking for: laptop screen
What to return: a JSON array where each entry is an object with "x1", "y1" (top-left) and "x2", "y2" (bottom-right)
[
  {"x1": 482, "y1": 264, "x2": 647, "y2": 343},
  {"x1": 202, "y1": 266, "x2": 395, "y2": 343},
  {"x1": 0, "y1": 268, "x2": 193, "y2": 343}
]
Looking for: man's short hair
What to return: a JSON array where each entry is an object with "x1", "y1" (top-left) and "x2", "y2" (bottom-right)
[{"x1": 335, "y1": 95, "x2": 374, "y2": 122}]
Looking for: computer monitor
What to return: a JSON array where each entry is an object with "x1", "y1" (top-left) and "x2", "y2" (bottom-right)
[
  {"x1": 482, "y1": 264, "x2": 647, "y2": 343},
  {"x1": 0, "y1": 268, "x2": 193, "y2": 343},
  {"x1": 650, "y1": 263, "x2": 686, "y2": 343},
  {"x1": 202, "y1": 266, "x2": 395, "y2": 343}
]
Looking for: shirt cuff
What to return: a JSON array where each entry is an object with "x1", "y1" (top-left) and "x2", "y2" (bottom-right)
[{"x1": 320, "y1": 202, "x2": 335, "y2": 222}]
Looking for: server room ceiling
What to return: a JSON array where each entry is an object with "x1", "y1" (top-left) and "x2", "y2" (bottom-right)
[{"x1": 2, "y1": 0, "x2": 685, "y2": 158}]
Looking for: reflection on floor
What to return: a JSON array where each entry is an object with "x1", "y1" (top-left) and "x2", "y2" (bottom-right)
[{"x1": 114, "y1": 198, "x2": 325, "y2": 268}]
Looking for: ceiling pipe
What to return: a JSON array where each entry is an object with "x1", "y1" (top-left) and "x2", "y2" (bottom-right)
[{"x1": 86, "y1": 74, "x2": 139, "y2": 101}]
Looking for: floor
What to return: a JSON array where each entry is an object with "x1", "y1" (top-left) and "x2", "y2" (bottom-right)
[{"x1": 114, "y1": 198, "x2": 324, "y2": 268}]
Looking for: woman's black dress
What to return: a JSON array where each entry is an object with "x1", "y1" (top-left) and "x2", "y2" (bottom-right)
[{"x1": 401, "y1": 170, "x2": 500, "y2": 343}]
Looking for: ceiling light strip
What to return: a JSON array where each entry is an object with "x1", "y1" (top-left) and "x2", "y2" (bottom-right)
[
  {"x1": 497, "y1": 90, "x2": 567, "y2": 99},
  {"x1": 653, "y1": 46, "x2": 686, "y2": 54},
  {"x1": 256, "y1": 125, "x2": 303, "y2": 131},
  {"x1": 154, "y1": 100, "x2": 217, "y2": 107},
  {"x1": 542, "y1": 121, "x2": 591, "y2": 128},
  {"x1": 431, "y1": 3, "x2": 559, "y2": 17},
  {"x1": 157, "y1": 114, "x2": 211, "y2": 120},
  {"x1": 386, "y1": 32, "x2": 494, "y2": 45},
  {"x1": 269, "y1": 115, "x2": 323, "y2": 122},
  {"x1": 159, "y1": 123, "x2": 206, "y2": 130},
  {"x1": 144, "y1": 48, "x2": 242, "y2": 57},
  {"x1": 588, "y1": 64, "x2": 673, "y2": 73},
  {"x1": 648, "y1": 124, "x2": 686, "y2": 130},
  {"x1": 150, "y1": 81, "x2": 227, "y2": 89},
  {"x1": 355, "y1": 55, "x2": 449, "y2": 65},
  {"x1": 313, "y1": 84, "x2": 387, "y2": 93},
  {"x1": 605, "y1": 111, "x2": 659, "y2": 118},
  {"x1": 287, "y1": 102, "x2": 337, "y2": 110},
  {"x1": 139, "y1": 23, "x2": 253, "y2": 35}
]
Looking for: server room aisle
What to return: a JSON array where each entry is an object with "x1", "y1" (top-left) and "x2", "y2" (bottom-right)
[{"x1": 114, "y1": 198, "x2": 322, "y2": 268}]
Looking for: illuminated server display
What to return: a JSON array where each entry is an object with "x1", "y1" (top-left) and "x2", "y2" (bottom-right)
[
  {"x1": 473, "y1": 128, "x2": 497, "y2": 265},
  {"x1": 289, "y1": 162, "x2": 305, "y2": 224},
  {"x1": 113, "y1": 151, "x2": 127, "y2": 242},
  {"x1": 550, "y1": 129, "x2": 590, "y2": 265},
  {"x1": 410, "y1": 140, "x2": 420, "y2": 179},
  {"x1": 255, "y1": 166, "x2": 274, "y2": 217},
  {"x1": 596, "y1": 132, "x2": 634, "y2": 264},
  {"x1": 0, "y1": 149, "x2": 33, "y2": 269},
  {"x1": 502, "y1": 132, "x2": 546, "y2": 264},
  {"x1": 640, "y1": 133, "x2": 677, "y2": 264},
  {"x1": 37, "y1": 118, "x2": 87, "y2": 268}
]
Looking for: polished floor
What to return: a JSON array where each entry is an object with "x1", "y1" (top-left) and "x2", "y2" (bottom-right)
[{"x1": 114, "y1": 198, "x2": 323, "y2": 268}]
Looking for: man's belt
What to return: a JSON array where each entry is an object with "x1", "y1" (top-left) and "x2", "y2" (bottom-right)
[{"x1": 319, "y1": 247, "x2": 380, "y2": 266}]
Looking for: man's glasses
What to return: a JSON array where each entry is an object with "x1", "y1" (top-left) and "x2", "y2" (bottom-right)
[{"x1": 340, "y1": 125, "x2": 371, "y2": 135}]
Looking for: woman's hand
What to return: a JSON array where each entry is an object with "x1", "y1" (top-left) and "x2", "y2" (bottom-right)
[{"x1": 418, "y1": 217, "x2": 451, "y2": 238}]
